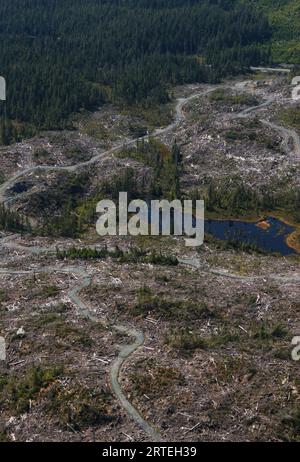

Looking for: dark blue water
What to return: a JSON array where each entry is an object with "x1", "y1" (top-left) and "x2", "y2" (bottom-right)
[
  {"x1": 205, "y1": 216, "x2": 297, "y2": 255},
  {"x1": 148, "y1": 205, "x2": 296, "y2": 255}
]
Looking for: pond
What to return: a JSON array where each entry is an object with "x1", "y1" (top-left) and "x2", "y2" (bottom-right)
[{"x1": 205, "y1": 216, "x2": 297, "y2": 255}]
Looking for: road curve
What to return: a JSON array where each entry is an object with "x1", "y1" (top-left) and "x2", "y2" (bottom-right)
[
  {"x1": 233, "y1": 95, "x2": 275, "y2": 119},
  {"x1": 230, "y1": 90, "x2": 300, "y2": 161},
  {"x1": 1, "y1": 77, "x2": 299, "y2": 202},
  {"x1": 261, "y1": 119, "x2": 300, "y2": 160},
  {"x1": 0, "y1": 259, "x2": 163, "y2": 441},
  {"x1": 1, "y1": 233, "x2": 300, "y2": 442},
  {"x1": 1, "y1": 78, "x2": 299, "y2": 440},
  {"x1": 178, "y1": 257, "x2": 300, "y2": 283},
  {"x1": 0, "y1": 86, "x2": 217, "y2": 204},
  {"x1": 110, "y1": 324, "x2": 163, "y2": 441}
]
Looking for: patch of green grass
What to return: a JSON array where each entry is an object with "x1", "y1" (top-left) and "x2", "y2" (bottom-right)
[
  {"x1": 36, "y1": 285, "x2": 61, "y2": 299},
  {"x1": 0, "y1": 289, "x2": 8, "y2": 306},
  {"x1": 209, "y1": 89, "x2": 258, "y2": 106},
  {"x1": 154, "y1": 273, "x2": 170, "y2": 284},
  {"x1": 165, "y1": 329, "x2": 209, "y2": 355},
  {"x1": 122, "y1": 102, "x2": 172, "y2": 130},
  {"x1": 281, "y1": 409, "x2": 300, "y2": 441},
  {"x1": 224, "y1": 129, "x2": 249, "y2": 141},
  {"x1": 132, "y1": 287, "x2": 213, "y2": 320},
  {"x1": 273, "y1": 346, "x2": 291, "y2": 360},
  {"x1": 35, "y1": 313, "x2": 62, "y2": 327},
  {"x1": 0, "y1": 374, "x2": 8, "y2": 392},
  {"x1": 145, "y1": 251, "x2": 178, "y2": 266},
  {"x1": 53, "y1": 323, "x2": 93, "y2": 348},
  {"x1": 28, "y1": 312, "x2": 93, "y2": 348},
  {"x1": 130, "y1": 359, "x2": 184, "y2": 398},
  {"x1": 165, "y1": 325, "x2": 241, "y2": 355},
  {"x1": 82, "y1": 120, "x2": 111, "y2": 142},
  {"x1": 63, "y1": 146, "x2": 88, "y2": 162},
  {"x1": 224, "y1": 128, "x2": 279, "y2": 150},
  {"x1": 252, "y1": 323, "x2": 289, "y2": 342},
  {"x1": 0, "y1": 427, "x2": 9, "y2": 442},
  {"x1": 278, "y1": 106, "x2": 300, "y2": 132},
  {"x1": 0, "y1": 365, "x2": 63, "y2": 414},
  {"x1": 33, "y1": 312, "x2": 64, "y2": 327},
  {"x1": 49, "y1": 303, "x2": 72, "y2": 314},
  {"x1": 44, "y1": 384, "x2": 115, "y2": 430},
  {"x1": 33, "y1": 148, "x2": 50, "y2": 161},
  {"x1": 56, "y1": 246, "x2": 178, "y2": 266},
  {"x1": 211, "y1": 329, "x2": 240, "y2": 347}
]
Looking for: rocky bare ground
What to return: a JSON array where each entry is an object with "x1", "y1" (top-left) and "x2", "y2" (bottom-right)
[
  {"x1": 0, "y1": 74, "x2": 300, "y2": 442},
  {"x1": 0, "y1": 231, "x2": 300, "y2": 441},
  {"x1": 162, "y1": 76, "x2": 300, "y2": 194},
  {"x1": 2, "y1": 75, "x2": 299, "y2": 214}
]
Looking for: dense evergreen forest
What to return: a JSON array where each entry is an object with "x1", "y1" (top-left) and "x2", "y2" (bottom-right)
[
  {"x1": 244, "y1": 0, "x2": 300, "y2": 64},
  {"x1": 0, "y1": 0, "x2": 271, "y2": 137}
]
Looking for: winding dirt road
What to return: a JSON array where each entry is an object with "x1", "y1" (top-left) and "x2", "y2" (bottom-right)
[
  {"x1": 0, "y1": 86, "x2": 218, "y2": 204},
  {"x1": 2, "y1": 78, "x2": 299, "y2": 203},
  {"x1": 232, "y1": 92, "x2": 300, "y2": 160},
  {"x1": 178, "y1": 256, "x2": 300, "y2": 283},
  {"x1": 261, "y1": 119, "x2": 300, "y2": 159},
  {"x1": 1, "y1": 77, "x2": 299, "y2": 440},
  {"x1": 0, "y1": 256, "x2": 163, "y2": 441},
  {"x1": 1, "y1": 232, "x2": 300, "y2": 441},
  {"x1": 234, "y1": 95, "x2": 276, "y2": 119}
]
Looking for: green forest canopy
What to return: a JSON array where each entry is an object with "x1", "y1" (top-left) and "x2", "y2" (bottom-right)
[
  {"x1": 244, "y1": 0, "x2": 300, "y2": 63},
  {"x1": 0, "y1": 0, "x2": 272, "y2": 131}
]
